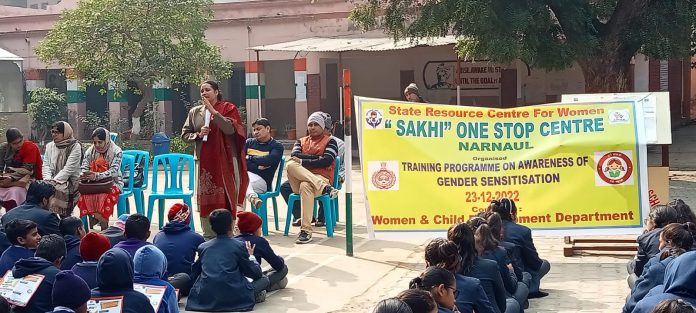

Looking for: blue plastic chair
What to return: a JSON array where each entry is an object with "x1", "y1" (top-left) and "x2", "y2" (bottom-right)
[
  {"x1": 117, "y1": 154, "x2": 136, "y2": 216},
  {"x1": 284, "y1": 157, "x2": 341, "y2": 238},
  {"x1": 147, "y1": 153, "x2": 195, "y2": 231},
  {"x1": 110, "y1": 132, "x2": 118, "y2": 142},
  {"x1": 253, "y1": 156, "x2": 286, "y2": 236},
  {"x1": 123, "y1": 150, "x2": 150, "y2": 215}
]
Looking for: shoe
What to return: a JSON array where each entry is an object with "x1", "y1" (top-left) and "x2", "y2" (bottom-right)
[
  {"x1": 296, "y1": 231, "x2": 312, "y2": 244},
  {"x1": 255, "y1": 290, "x2": 267, "y2": 303},
  {"x1": 292, "y1": 218, "x2": 301, "y2": 227},
  {"x1": 249, "y1": 195, "x2": 263, "y2": 210},
  {"x1": 322, "y1": 185, "x2": 339, "y2": 198},
  {"x1": 315, "y1": 220, "x2": 325, "y2": 227},
  {"x1": 528, "y1": 291, "x2": 549, "y2": 299}
]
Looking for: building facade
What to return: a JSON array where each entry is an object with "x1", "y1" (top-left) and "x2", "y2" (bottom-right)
[{"x1": 0, "y1": 0, "x2": 693, "y2": 140}]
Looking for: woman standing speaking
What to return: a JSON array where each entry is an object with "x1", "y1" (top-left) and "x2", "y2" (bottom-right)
[{"x1": 182, "y1": 81, "x2": 248, "y2": 239}]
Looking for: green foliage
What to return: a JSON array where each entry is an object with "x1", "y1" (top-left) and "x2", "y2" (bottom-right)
[
  {"x1": 81, "y1": 111, "x2": 109, "y2": 136},
  {"x1": 350, "y1": 0, "x2": 696, "y2": 88},
  {"x1": 35, "y1": 0, "x2": 233, "y2": 93},
  {"x1": 170, "y1": 135, "x2": 194, "y2": 155},
  {"x1": 27, "y1": 88, "x2": 67, "y2": 141}
]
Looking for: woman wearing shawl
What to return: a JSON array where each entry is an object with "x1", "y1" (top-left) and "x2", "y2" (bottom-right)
[
  {"x1": 0, "y1": 128, "x2": 43, "y2": 210},
  {"x1": 182, "y1": 80, "x2": 248, "y2": 239},
  {"x1": 42, "y1": 121, "x2": 82, "y2": 217},
  {"x1": 77, "y1": 127, "x2": 123, "y2": 228}
]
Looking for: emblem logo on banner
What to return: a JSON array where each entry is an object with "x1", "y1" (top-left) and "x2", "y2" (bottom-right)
[
  {"x1": 369, "y1": 161, "x2": 398, "y2": 190},
  {"x1": 595, "y1": 151, "x2": 634, "y2": 185},
  {"x1": 365, "y1": 109, "x2": 384, "y2": 129}
]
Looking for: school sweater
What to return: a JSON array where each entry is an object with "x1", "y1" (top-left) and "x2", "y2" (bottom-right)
[
  {"x1": 153, "y1": 222, "x2": 205, "y2": 276},
  {"x1": 245, "y1": 138, "x2": 284, "y2": 191},
  {"x1": 0, "y1": 245, "x2": 34, "y2": 276},
  {"x1": 235, "y1": 233, "x2": 285, "y2": 271},
  {"x1": 60, "y1": 235, "x2": 82, "y2": 270}
]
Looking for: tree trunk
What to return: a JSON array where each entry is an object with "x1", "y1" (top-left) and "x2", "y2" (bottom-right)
[
  {"x1": 130, "y1": 79, "x2": 153, "y2": 136},
  {"x1": 578, "y1": 55, "x2": 632, "y2": 93}
]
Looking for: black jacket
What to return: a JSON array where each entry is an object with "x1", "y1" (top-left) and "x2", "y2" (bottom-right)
[
  {"x1": 91, "y1": 248, "x2": 155, "y2": 313},
  {"x1": 1, "y1": 203, "x2": 60, "y2": 236},
  {"x1": 11, "y1": 257, "x2": 60, "y2": 313},
  {"x1": 502, "y1": 220, "x2": 542, "y2": 272}
]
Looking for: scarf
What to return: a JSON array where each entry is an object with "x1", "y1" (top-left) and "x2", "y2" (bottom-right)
[
  {"x1": 52, "y1": 121, "x2": 79, "y2": 174},
  {"x1": 85, "y1": 127, "x2": 115, "y2": 162}
]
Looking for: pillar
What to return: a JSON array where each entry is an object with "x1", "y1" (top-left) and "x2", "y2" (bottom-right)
[
  {"x1": 65, "y1": 69, "x2": 87, "y2": 139},
  {"x1": 107, "y1": 82, "x2": 129, "y2": 135},
  {"x1": 294, "y1": 58, "x2": 308, "y2": 138},
  {"x1": 153, "y1": 80, "x2": 173, "y2": 134},
  {"x1": 245, "y1": 60, "x2": 265, "y2": 130}
]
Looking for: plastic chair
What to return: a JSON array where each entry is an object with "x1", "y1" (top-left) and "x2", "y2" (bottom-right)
[
  {"x1": 110, "y1": 132, "x2": 118, "y2": 142},
  {"x1": 147, "y1": 153, "x2": 195, "y2": 231},
  {"x1": 284, "y1": 157, "x2": 341, "y2": 238},
  {"x1": 123, "y1": 150, "x2": 150, "y2": 215},
  {"x1": 253, "y1": 156, "x2": 286, "y2": 236},
  {"x1": 117, "y1": 154, "x2": 136, "y2": 216}
]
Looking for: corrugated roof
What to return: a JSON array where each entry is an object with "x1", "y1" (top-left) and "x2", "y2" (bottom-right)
[
  {"x1": 0, "y1": 47, "x2": 22, "y2": 61},
  {"x1": 248, "y1": 35, "x2": 458, "y2": 52}
]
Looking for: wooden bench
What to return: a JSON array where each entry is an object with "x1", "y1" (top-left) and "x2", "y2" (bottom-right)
[{"x1": 563, "y1": 236, "x2": 638, "y2": 257}]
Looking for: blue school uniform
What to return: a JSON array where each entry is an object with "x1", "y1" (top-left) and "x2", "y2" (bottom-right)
[{"x1": 631, "y1": 251, "x2": 696, "y2": 313}]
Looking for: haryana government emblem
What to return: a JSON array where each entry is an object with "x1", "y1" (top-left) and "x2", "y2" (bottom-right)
[
  {"x1": 365, "y1": 109, "x2": 383, "y2": 129},
  {"x1": 371, "y1": 162, "x2": 397, "y2": 190}
]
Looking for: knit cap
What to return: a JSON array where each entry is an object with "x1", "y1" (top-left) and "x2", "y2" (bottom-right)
[
  {"x1": 79, "y1": 232, "x2": 111, "y2": 261},
  {"x1": 237, "y1": 211, "x2": 262, "y2": 234},
  {"x1": 52, "y1": 270, "x2": 91, "y2": 310},
  {"x1": 307, "y1": 112, "x2": 326, "y2": 129},
  {"x1": 168, "y1": 203, "x2": 191, "y2": 224}
]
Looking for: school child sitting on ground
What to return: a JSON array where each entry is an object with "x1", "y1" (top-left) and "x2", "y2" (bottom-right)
[
  {"x1": 397, "y1": 289, "x2": 438, "y2": 313},
  {"x1": 100, "y1": 214, "x2": 129, "y2": 247},
  {"x1": 624, "y1": 222, "x2": 696, "y2": 313},
  {"x1": 59, "y1": 216, "x2": 86, "y2": 270},
  {"x1": 477, "y1": 211, "x2": 531, "y2": 287},
  {"x1": 153, "y1": 203, "x2": 205, "y2": 297},
  {"x1": 469, "y1": 216, "x2": 529, "y2": 309},
  {"x1": 489, "y1": 198, "x2": 550, "y2": 298},
  {"x1": 133, "y1": 245, "x2": 179, "y2": 313},
  {"x1": 409, "y1": 266, "x2": 460, "y2": 313},
  {"x1": 632, "y1": 251, "x2": 696, "y2": 313},
  {"x1": 12, "y1": 234, "x2": 65, "y2": 313},
  {"x1": 627, "y1": 205, "x2": 680, "y2": 286},
  {"x1": 424, "y1": 237, "x2": 495, "y2": 313},
  {"x1": 48, "y1": 270, "x2": 91, "y2": 313},
  {"x1": 235, "y1": 211, "x2": 288, "y2": 291},
  {"x1": 91, "y1": 248, "x2": 155, "y2": 313},
  {"x1": 0, "y1": 219, "x2": 40, "y2": 275},
  {"x1": 447, "y1": 223, "x2": 517, "y2": 313},
  {"x1": 114, "y1": 214, "x2": 151, "y2": 259},
  {"x1": 649, "y1": 299, "x2": 696, "y2": 313},
  {"x1": 186, "y1": 209, "x2": 269, "y2": 312},
  {"x1": 71, "y1": 231, "x2": 111, "y2": 289},
  {"x1": 372, "y1": 298, "x2": 414, "y2": 313}
]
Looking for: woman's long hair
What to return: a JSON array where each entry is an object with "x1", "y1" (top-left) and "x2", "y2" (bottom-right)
[
  {"x1": 660, "y1": 222, "x2": 696, "y2": 260},
  {"x1": 468, "y1": 216, "x2": 499, "y2": 255},
  {"x1": 447, "y1": 223, "x2": 477, "y2": 274}
]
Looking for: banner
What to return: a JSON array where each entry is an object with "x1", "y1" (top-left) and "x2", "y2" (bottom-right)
[{"x1": 357, "y1": 98, "x2": 649, "y2": 234}]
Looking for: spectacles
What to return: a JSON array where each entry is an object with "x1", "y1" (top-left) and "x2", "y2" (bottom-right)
[{"x1": 446, "y1": 286, "x2": 459, "y2": 297}]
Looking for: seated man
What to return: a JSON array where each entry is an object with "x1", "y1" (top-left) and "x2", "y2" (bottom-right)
[
  {"x1": 281, "y1": 113, "x2": 344, "y2": 228},
  {"x1": 58, "y1": 217, "x2": 86, "y2": 270},
  {"x1": 114, "y1": 214, "x2": 151, "y2": 259},
  {"x1": 0, "y1": 219, "x2": 40, "y2": 275},
  {"x1": 91, "y1": 248, "x2": 155, "y2": 313},
  {"x1": 0, "y1": 128, "x2": 43, "y2": 210},
  {"x1": 186, "y1": 209, "x2": 268, "y2": 312},
  {"x1": 153, "y1": 203, "x2": 204, "y2": 297},
  {"x1": 71, "y1": 232, "x2": 111, "y2": 289},
  {"x1": 12, "y1": 234, "x2": 65, "y2": 313},
  {"x1": 1, "y1": 181, "x2": 60, "y2": 236},
  {"x1": 244, "y1": 118, "x2": 284, "y2": 209},
  {"x1": 283, "y1": 112, "x2": 339, "y2": 244}
]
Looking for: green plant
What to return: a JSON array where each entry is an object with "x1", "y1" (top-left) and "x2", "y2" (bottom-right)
[
  {"x1": 237, "y1": 105, "x2": 247, "y2": 125},
  {"x1": 27, "y1": 88, "x2": 67, "y2": 142},
  {"x1": 170, "y1": 135, "x2": 193, "y2": 155},
  {"x1": 81, "y1": 111, "x2": 108, "y2": 136}
]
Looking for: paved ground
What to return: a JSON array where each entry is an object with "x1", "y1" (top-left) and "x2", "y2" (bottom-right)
[{"x1": 119, "y1": 124, "x2": 696, "y2": 313}]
